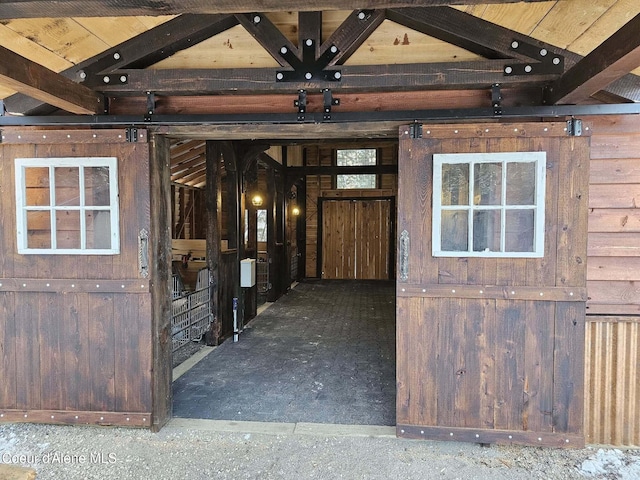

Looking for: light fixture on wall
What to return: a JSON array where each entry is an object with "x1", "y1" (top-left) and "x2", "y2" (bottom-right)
[
  {"x1": 292, "y1": 206, "x2": 301, "y2": 216},
  {"x1": 251, "y1": 194, "x2": 264, "y2": 207}
]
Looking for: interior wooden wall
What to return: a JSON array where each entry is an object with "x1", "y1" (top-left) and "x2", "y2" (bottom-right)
[
  {"x1": 0, "y1": 129, "x2": 153, "y2": 427},
  {"x1": 305, "y1": 142, "x2": 398, "y2": 278}
]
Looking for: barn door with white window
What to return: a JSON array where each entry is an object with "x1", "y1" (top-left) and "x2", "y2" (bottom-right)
[{"x1": 396, "y1": 123, "x2": 589, "y2": 448}]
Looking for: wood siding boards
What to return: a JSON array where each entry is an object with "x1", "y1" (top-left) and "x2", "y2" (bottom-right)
[
  {"x1": 586, "y1": 115, "x2": 640, "y2": 315},
  {"x1": 0, "y1": 129, "x2": 153, "y2": 427}
]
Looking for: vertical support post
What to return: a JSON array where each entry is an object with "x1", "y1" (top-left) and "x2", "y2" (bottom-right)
[
  {"x1": 149, "y1": 134, "x2": 172, "y2": 431},
  {"x1": 205, "y1": 141, "x2": 223, "y2": 345},
  {"x1": 266, "y1": 166, "x2": 278, "y2": 302}
]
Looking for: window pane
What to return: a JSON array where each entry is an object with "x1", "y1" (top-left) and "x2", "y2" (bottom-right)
[
  {"x1": 474, "y1": 163, "x2": 502, "y2": 205},
  {"x1": 473, "y1": 210, "x2": 501, "y2": 252},
  {"x1": 55, "y1": 167, "x2": 80, "y2": 206},
  {"x1": 337, "y1": 174, "x2": 376, "y2": 189},
  {"x1": 24, "y1": 167, "x2": 50, "y2": 206},
  {"x1": 441, "y1": 210, "x2": 468, "y2": 251},
  {"x1": 56, "y1": 210, "x2": 81, "y2": 249},
  {"x1": 505, "y1": 209, "x2": 535, "y2": 252},
  {"x1": 26, "y1": 211, "x2": 51, "y2": 248},
  {"x1": 86, "y1": 210, "x2": 112, "y2": 249},
  {"x1": 441, "y1": 164, "x2": 469, "y2": 206},
  {"x1": 507, "y1": 162, "x2": 536, "y2": 205},
  {"x1": 257, "y1": 209, "x2": 267, "y2": 243},
  {"x1": 336, "y1": 149, "x2": 376, "y2": 166},
  {"x1": 85, "y1": 166, "x2": 111, "y2": 206}
]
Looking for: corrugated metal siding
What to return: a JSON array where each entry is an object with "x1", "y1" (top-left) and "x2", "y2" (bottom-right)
[{"x1": 585, "y1": 317, "x2": 640, "y2": 446}]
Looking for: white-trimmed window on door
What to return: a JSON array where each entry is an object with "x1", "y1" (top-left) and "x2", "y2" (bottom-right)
[
  {"x1": 15, "y1": 157, "x2": 120, "y2": 254},
  {"x1": 432, "y1": 151, "x2": 546, "y2": 258}
]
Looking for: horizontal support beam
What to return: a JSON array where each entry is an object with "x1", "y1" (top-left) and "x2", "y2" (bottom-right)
[
  {"x1": 94, "y1": 61, "x2": 556, "y2": 95},
  {"x1": 0, "y1": 1, "x2": 552, "y2": 18},
  {"x1": 2, "y1": 103, "x2": 639, "y2": 129}
]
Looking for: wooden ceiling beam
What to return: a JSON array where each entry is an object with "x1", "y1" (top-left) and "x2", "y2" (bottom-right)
[
  {"x1": 235, "y1": 13, "x2": 299, "y2": 68},
  {"x1": 386, "y1": 6, "x2": 640, "y2": 102},
  {"x1": 545, "y1": 13, "x2": 640, "y2": 105},
  {"x1": 0, "y1": 46, "x2": 103, "y2": 114},
  {"x1": 321, "y1": 10, "x2": 386, "y2": 66},
  {"x1": 299, "y1": 12, "x2": 323, "y2": 58},
  {"x1": 98, "y1": 60, "x2": 553, "y2": 96},
  {"x1": 0, "y1": 1, "x2": 552, "y2": 18},
  {"x1": 3, "y1": 14, "x2": 238, "y2": 115}
]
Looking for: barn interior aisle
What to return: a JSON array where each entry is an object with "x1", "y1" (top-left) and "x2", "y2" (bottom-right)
[{"x1": 172, "y1": 280, "x2": 396, "y2": 425}]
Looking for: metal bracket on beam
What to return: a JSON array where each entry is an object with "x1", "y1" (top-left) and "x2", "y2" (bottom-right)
[
  {"x1": 145, "y1": 92, "x2": 155, "y2": 122},
  {"x1": 126, "y1": 127, "x2": 138, "y2": 143},
  {"x1": 492, "y1": 84, "x2": 503, "y2": 116},
  {"x1": 294, "y1": 90, "x2": 307, "y2": 121},
  {"x1": 409, "y1": 121, "x2": 422, "y2": 139},
  {"x1": 99, "y1": 73, "x2": 128, "y2": 87},
  {"x1": 504, "y1": 39, "x2": 564, "y2": 76},
  {"x1": 567, "y1": 118, "x2": 583, "y2": 136},
  {"x1": 322, "y1": 89, "x2": 340, "y2": 121}
]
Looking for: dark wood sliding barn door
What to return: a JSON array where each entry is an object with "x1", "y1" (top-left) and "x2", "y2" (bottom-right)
[{"x1": 396, "y1": 123, "x2": 589, "y2": 447}]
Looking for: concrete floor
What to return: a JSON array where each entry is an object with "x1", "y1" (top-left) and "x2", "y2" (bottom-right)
[{"x1": 172, "y1": 280, "x2": 396, "y2": 425}]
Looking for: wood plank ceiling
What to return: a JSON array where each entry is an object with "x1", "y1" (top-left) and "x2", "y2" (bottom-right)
[{"x1": 0, "y1": 0, "x2": 639, "y2": 186}]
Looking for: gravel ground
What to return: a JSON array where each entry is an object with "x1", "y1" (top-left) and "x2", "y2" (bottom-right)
[{"x1": 1, "y1": 422, "x2": 639, "y2": 480}]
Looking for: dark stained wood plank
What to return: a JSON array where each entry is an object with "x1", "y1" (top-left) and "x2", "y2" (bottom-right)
[
  {"x1": 235, "y1": 13, "x2": 299, "y2": 68},
  {"x1": 321, "y1": 9, "x2": 385, "y2": 66},
  {"x1": 15, "y1": 294, "x2": 41, "y2": 410},
  {"x1": 38, "y1": 294, "x2": 64, "y2": 410},
  {"x1": 556, "y1": 136, "x2": 590, "y2": 288},
  {"x1": 98, "y1": 60, "x2": 554, "y2": 95},
  {"x1": 0, "y1": 46, "x2": 103, "y2": 115},
  {"x1": 149, "y1": 134, "x2": 173, "y2": 427},
  {"x1": 115, "y1": 294, "x2": 152, "y2": 412},
  {"x1": 298, "y1": 11, "x2": 323, "y2": 59},
  {"x1": 397, "y1": 424, "x2": 583, "y2": 448},
  {"x1": 397, "y1": 129, "x2": 438, "y2": 285},
  {"x1": 523, "y1": 300, "x2": 555, "y2": 433},
  {"x1": 61, "y1": 293, "x2": 91, "y2": 411},
  {"x1": 545, "y1": 14, "x2": 640, "y2": 105},
  {"x1": 553, "y1": 302, "x2": 585, "y2": 436},
  {"x1": 494, "y1": 299, "x2": 525, "y2": 431},
  {"x1": 0, "y1": 409, "x2": 151, "y2": 427},
  {"x1": 88, "y1": 294, "x2": 115, "y2": 412},
  {"x1": 396, "y1": 285, "x2": 587, "y2": 302},
  {"x1": 205, "y1": 141, "x2": 224, "y2": 344},
  {"x1": 0, "y1": 292, "x2": 17, "y2": 409},
  {"x1": 0, "y1": 1, "x2": 551, "y2": 18}
]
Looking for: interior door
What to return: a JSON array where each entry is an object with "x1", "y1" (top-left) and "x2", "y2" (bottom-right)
[
  {"x1": 396, "y1": 122, "x2": 589, "y2": 447},
  {"x1": 321, "y1": 198, "x2": 391, "y2": 280}
]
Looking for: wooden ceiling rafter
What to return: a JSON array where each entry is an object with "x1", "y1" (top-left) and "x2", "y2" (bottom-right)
[
  {"x1": 0, "y1": 1, "x2": 553, "y2": 19},
  {"x1": 4, "y1": 14, "x2": 240, "y2": 115},
  {"x1": 387, "y1": 6, "x2": 640, "y2": 103},
  {"x1": 0, "y1": 45, "x2": 104, "y2": 114},
  {"x1": 235, "y1": 13, "x2": 299, "y2": 68},
  {"x1": 320, "y1": 9, "x2": 386, "y2": 66},
  {"x1": 545, "y1": 12, "x2": 640, "y2": 105}
]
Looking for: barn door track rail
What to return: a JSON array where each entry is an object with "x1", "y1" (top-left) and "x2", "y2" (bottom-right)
[{"x1": 0, "y1": 103, "x2": 639, "y2": 127}]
